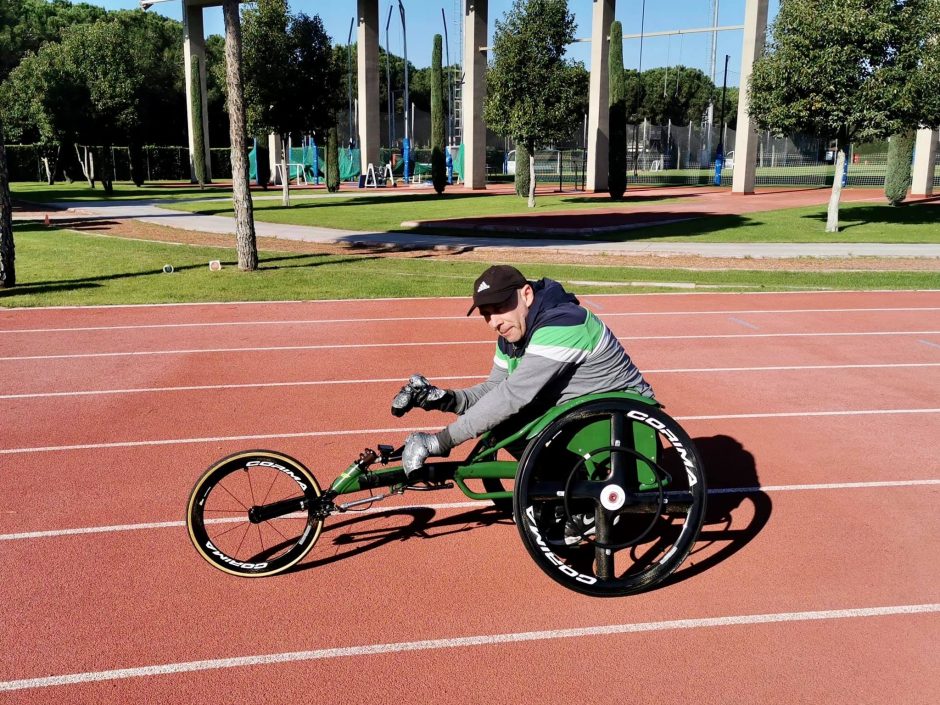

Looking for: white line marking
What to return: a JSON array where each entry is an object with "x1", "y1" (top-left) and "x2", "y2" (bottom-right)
[
  {"x1": 1, "y1": 604, "x2": 937, "y2": 691},
  {"x1": 4, "y1": 331, "x2": 940, "y2": 362},
  {"x1": 3, "y1": 308, "x2": 938, "y2": 334},
  {"x1": 3, "y1": 408, "x2": 940, "y2": 455},
  {"x1": 6, "y1": 363, "x2": 939, "y2": 400},
  {"x1": 3, "y1": 480, "x2": 938, "y2": 542},
  {"x1": 2, "y1": 289, "x2": 936, "y2": 312},
  {"x1": 728, "y1": 317, "x2": 759, "y2": 330},
  {"x1": 919, "y1": 339, "x2": 940, "y2": 349}
]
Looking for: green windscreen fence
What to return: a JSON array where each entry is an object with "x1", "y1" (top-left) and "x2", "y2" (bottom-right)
[{"x1": 249, "y1": 145, "x2": 361, "y2": 183}]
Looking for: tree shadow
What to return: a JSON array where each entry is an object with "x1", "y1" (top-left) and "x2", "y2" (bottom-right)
[
  {"x1": 286, "y1": 505, "x2": 513, "y2": 574},
  {"x1": 664, "y1": 434, "x2": 771, "y2": 587},
  {"x1": 803, "y1": 202, "x2": 940, "y2": 232}
]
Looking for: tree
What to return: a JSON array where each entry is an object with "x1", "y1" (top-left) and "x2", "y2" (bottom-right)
[
  {"x1": 430, "y1": 34, "x2": 446, "y2": 195},
  {"x1": 326, "y1": 126, "x2": 340, "y2": 192},
  {"x1": 0, "y1": 116, "x2": 14, "y2": 288},
  {"x1": 243, "y1": 0, "x2": 342, "y2": 206},
  {"x1": 222, "y1": 0, "x2": 258, "y2": 271},
  {"x1": 190, "y1": 57, "x2": 209, "y2": 189},
  {"x1": 483, "y1": 0, "x2": 583, "y2": 207},
  {"x1": 749, "y1": 0, "x2": 940, "y2": 232},
  {"x1": 884, "y1": 130, "x2": 916, "y2": 205},
  {"x1": 514, "y1": 143, "x2": 530, "y2": 198},
  {"x1": 608, "y1": 20, "x2": 626, "y2": 200}
]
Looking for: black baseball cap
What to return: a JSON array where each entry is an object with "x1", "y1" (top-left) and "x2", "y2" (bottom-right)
[{"x1": 466, "y1": 265, "x2": 529, "y2": 316}]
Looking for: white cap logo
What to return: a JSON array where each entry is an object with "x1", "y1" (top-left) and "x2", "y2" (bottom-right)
[{"x1": 477, "y1": 281, "x2": 490, "y2": 293}]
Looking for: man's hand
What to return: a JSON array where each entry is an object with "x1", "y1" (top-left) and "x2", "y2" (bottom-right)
[
  {"x1": 402, "y1": 432, "x2": 446, "y2": 476},
  {"x1": 391, "y1": 374, "x2": 456, "y2": 417}
]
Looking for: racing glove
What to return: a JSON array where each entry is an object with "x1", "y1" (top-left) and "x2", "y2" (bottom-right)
[
  {"x1": 402, "y1": 429, "x2": 453, "y2": 477},
  {"x1": 390, "y1": 374, "x2": 456, "y2": 417}
]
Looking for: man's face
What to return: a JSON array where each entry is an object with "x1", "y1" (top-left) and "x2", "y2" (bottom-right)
[{"x1": 479, "y1": 285, "x2": 534, "y2": 343}]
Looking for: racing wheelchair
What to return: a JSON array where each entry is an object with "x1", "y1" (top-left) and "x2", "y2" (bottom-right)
[{"x1": 186, "y1": 392, "x2": 707, "y2": 597}]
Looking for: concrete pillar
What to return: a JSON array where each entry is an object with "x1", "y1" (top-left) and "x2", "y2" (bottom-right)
[
  {"x1": 463, "y1": 0, "x2": 488, "y2": 189},
  {"x1": 585, "y1": 0, "x2": 615, "y2": 193},
  {"x1": 183, "y1": 1, "x2": 212, "y2": 182},
  {"x1": 268, "y1": 134, "x2": 282, "y2": 185},
  {"x1": 911, "y1": 127, "x2": 938, "y2": 197},
  {"x1": 357, "y1": 0, "x2": 380, "y2": 173},
  {"x1": 731, "y1": 0, "x2": 769, "y2": 194}
]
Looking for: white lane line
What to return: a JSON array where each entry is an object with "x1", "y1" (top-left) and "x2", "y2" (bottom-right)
[
  {"x1": 1, "y1": 603, "x2": 937, "y2": 692},
  {"x1": 3, "y1": 480, "x2": 938, "y2": 543},
  {"x1": 3, "y1": 307, "x2": 938, "y2": 334},
  {"x1": 4, "y1": 331, "x2": 940, "y2": 362},
  {"x1": 3, "y1": 408, "x2": 940, "y2": 455},
  {"x1": 5, "y1": 363, "x2": 940, "y2": 400}
]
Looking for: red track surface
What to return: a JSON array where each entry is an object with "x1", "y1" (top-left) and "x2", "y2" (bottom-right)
[{"x1": 2, "y1": 291, "x2": 939, "y2": 704}]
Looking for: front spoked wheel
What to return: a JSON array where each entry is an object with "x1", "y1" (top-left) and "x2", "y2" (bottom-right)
[
  {"x1": 514, "y1": 401, "x2": 707, "y2": 597},
  {"x1": 187, "y1": 450, "x2": 324, "y2": 577}
]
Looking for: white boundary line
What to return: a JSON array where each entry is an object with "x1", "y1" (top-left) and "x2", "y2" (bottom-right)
[
  {"x1": 1, "y1": 603, "x2": 937, "y2": 691},
  {"x1": 2, "y1": 480, "x2": 938, "y2": 543},
  {"x1": 3, "y1": 331, "x2": 940, "y2": 362},
  {"x1": 3, "y1": 288, "x2": 938, "y2": 311},
  {"x1": 5, "y1": 363, "x2": 940, "y2": 400},
  {"x1": 3, "y1": 307, "x2": 939, "y2": 334},
  {"x1": 3, "y1": 408, "x2": 940, "y2": 455}
]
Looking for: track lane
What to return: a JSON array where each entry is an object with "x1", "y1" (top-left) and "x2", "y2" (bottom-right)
[{"x1": 1, "y1": 487, "x2": 938, "y2": 689}]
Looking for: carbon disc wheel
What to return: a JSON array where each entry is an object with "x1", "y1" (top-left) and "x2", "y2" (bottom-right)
[
  {"x1": 187, "y1": 450, "x2": 324, "y2": 577},
  {"x1": 513, "y1": 400, "x2": 707, "y2": 597}
]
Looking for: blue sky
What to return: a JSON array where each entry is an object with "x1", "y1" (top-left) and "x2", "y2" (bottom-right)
[{"x1": 103, "y1": 0, "x2": 780, "y2": 86}]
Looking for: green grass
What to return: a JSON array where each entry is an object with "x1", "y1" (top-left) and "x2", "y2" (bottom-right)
[
  {"x1": 163, "y1": 189, "x2": 940, "y2": 244},
  {"x1": 10, "y1": 181, "x2": 237, "y2": 202},
  {"x1": 160, "y1": 189, "x2": 694, "y2": 231},
  {"x1": 2, "y1": 224, "x2": 935, "y2": 308}
]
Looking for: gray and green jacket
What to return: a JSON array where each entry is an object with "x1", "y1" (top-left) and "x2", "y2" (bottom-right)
[{"x1": 438, "y1": 278, "x2": 653, "y2": 449}]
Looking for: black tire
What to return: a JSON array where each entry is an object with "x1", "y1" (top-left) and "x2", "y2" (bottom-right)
[
  {"x1": 187, "y1": 450, "x2": 324, "y2": 577},
  {"x1": 513, "y1": 400, "x2": 707, "y2": 597}
]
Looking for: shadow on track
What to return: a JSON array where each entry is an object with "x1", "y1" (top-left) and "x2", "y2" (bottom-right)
[
  {"x1": 665, "y1": 434, "x2": 771, "y2": 588},
  {"x1": 286, "y1": 505, "x2": 514, "y2": 574}
]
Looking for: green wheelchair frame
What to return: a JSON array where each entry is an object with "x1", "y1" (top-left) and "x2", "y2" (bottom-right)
[{"x1": 187, "y1": 392, "x2": 708, "y2": 597}]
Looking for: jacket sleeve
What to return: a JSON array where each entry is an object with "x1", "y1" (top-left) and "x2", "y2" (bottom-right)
[
  {"x1": 451, "y1": 349, "x2": 508, "y2": 413},
  {"x1": 443, "y1": 351, "x2": 573, "y2": 446}
]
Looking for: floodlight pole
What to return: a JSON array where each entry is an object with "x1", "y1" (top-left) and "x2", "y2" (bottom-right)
[
  {"x1": 714, "y1": 53, "x2": 729, "y2": 186},
  {"x1": 397, "y1": 0, "x2": 410, "y2": 182},
  {"x1": 385, "y1": 5, "x2": 394, "y2": 152},
  {"x1": 346, "y1": 17, "x2": 355, "y2": 147}
]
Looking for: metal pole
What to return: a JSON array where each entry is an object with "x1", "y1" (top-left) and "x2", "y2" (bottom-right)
[
  {"x1": 346, "y1": 17, "x2": 354, "y2": 147},
  {"x1": 397, "y1": 1, "x2": 410, "y2": 182},
  {"x1": 714, "y1": 54, "x2": 729, "y2": 186},
  {"x1": 442, "y1": 7, "x2": 452, "y2": 146},
  {"x1": 385, "y1": 5, "x2": 394, "y2": 152},
  {"x1": 633, "y1": 0, "x2": 646, "y2": 176}
]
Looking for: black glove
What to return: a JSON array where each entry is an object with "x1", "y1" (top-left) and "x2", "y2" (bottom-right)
[{"x1": 390, "y1": 374, "x2": 456, "y2": 417}]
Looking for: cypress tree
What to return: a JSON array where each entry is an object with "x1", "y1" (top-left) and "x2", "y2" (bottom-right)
[
  {"x1": 514, "y1": 143, "x2": 530, "y2": 198},
  {"x1": 884, "y1": 130, "x2": 915, "y2": 206},
  {"x1": 190, "y1": 57, "x2": 208, "y2": 189},
  {"x1": 608, "y1": 21, "x2": 627, "y2": 200},
  {"x1": 430, "y1": 34, "x2": 446, "y2": 195},
  {"x1": 326, "y1": 126, "x2": 340, "y2": 193}
]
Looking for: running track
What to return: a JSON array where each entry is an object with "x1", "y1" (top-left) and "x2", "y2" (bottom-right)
[{"x1": 1, "y1": 291, "x2": 938, "y2": 704}]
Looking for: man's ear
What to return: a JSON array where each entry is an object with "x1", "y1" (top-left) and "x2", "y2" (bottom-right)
[{"x1": 521, "y1": 284, "x2": 535, "y2": 306}]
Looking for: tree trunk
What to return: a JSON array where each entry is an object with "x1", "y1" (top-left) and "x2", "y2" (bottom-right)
[
  {"x1": 528, "y1": 151, "x2": 536, "y2": 208},
  {"x1": 223, "y1": 0, "x2": 258, "y2": 271},
  {"x1": 825, "y1": 146, "x2": 847, "y2": 233},
  {"x1": 281, "y1": 135, "x2": 290, "y2": 207},
  {"x1": 0, "y1": 119, "x2": 15, "y2": 288}
]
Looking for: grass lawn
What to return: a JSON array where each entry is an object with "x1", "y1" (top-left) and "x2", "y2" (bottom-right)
[
  {"x1": 1, "y1": 223, "x2": 936, "y2": 308},
  {"x1": 10, "y1": 181, "x2": 239, "y2": 202},
  {"x1": 159, "y1": 189, "x2": 696, "y2": 231},
  {"x1": 162, "y1": 190, "x2": 940, "y2": 244}
]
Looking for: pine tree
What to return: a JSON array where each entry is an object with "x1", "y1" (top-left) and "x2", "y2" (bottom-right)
[
  {"x1": 191, "y1": 57, "x2": 208, "y2": 189},
  {"x1": 326, "y1": 126, "x2": 340, "y2": 193},
  {"x1": 607, "y1": 21, "x2": 627, "y2": 200},
  {"x1": 884, "y1": 131, "x2": 915, "y2": 205},
  {"x1": 430, "y1": 34, "x2": 446, "y2": 195}
]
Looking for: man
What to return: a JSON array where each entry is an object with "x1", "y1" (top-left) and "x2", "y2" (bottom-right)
[{"x1": 395, "y1": 266, "x2": 654, "y2": 539}]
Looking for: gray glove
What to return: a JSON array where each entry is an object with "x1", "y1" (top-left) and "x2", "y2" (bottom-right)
[
  {"x1": 391, "y1": 374, "x2": 456, "y2": 417},
  {"x1": 402, "y1": 431, "x2": 446, "y2": 476}
]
